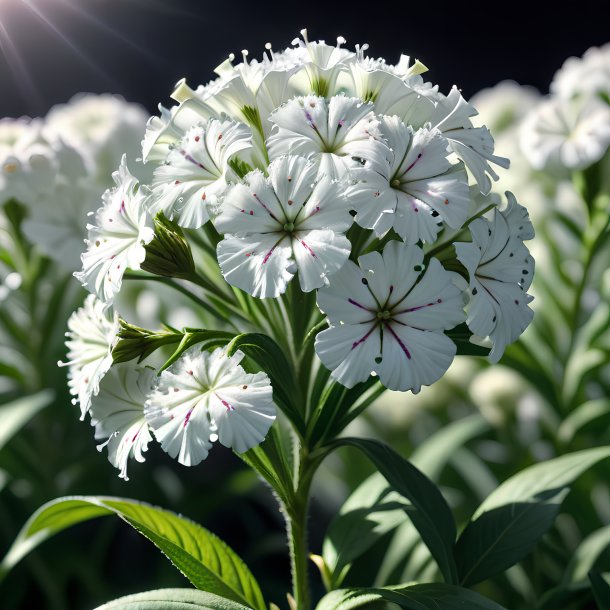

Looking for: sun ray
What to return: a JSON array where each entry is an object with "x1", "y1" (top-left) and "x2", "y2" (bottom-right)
[
  {"x1": 19, "y1": 0, "x2": 121, "y2": 90},
  {"x1": 0, "y1": 18, "x2": 44, "y2": 114}
]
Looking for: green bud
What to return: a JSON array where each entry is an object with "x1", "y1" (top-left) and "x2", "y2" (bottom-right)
[
  {"x1": 112, "y1": 319, "x2": 181, "y2": 364},
  {"x1": 141, "y1": 212, "x2": 196, "y2": 280}
]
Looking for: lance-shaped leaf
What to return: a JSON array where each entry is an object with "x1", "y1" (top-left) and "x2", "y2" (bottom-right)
[
  {"x1": 0, "y1": 496, "x2": 266, "y2": 610},
  {"x1": 456, "y1": 447, "x2": 610, "y2": 586},
  {"x1": 328, "y1": 438, "x2": 458, "y2": 584},
  {"x1": 94, "y1": 589, "x2": 253, "y2": 610}
]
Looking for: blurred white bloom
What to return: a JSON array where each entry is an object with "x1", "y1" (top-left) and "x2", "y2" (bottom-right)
[
  {"x1": 148, "y1": 117, "x2": 251, "y2": 228},
  {"x1": 90, "y1": 364, "x2": 155, "y2": 480},
  {"x1": 0, "y1": 118, "x2": 87, "y2": 206},
  {"x1": 455, "y1": 193, "x2": 535, "y2": 363},
  {"x1": 551, "y1": 43, "x2": 610, "y2": 100},
  {"x1": 347, "y1": 117, "x2": 470, "y2": 244},
  {"x1": 267, "y1": 94, "x2": 384, "y2": 178},
  {"x1": 315, "y1": 240, "x2": 465, "y2": 391},
  {"x1": 22, "y1": 177, "x2": 101, "y2": 272},
  {"x1": 520, "y1": 96, "x2": 610, "y2": 171},
  {"x1": 59, "y1": 295, "x2": 120, "y2": 418},
  {"x1": 45, "y1": 93, "x2": 149, "y2": 186},
  {"x1": 76, "y1": 156, "x2": 154, "y2": 304},
  {"x1": 470, "y1": 80, "x2": 541, "y2": 136},
  {"x1": 215, "y1": 155, "x2": 352, "y2": 297},
  {"x1": 145, "y1": 347, "x2": 276, "y2": 466}
]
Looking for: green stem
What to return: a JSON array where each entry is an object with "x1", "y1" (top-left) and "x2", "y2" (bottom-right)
[{"x1": 285, "y1": 446, "x2": 315, "y2": 610}]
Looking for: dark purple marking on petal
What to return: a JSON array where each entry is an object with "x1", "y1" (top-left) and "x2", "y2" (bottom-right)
[
  {"x1": 348, "y1": 298, "x2": 373, "y2": 311},
  {"x1": 300, "y1": 240, "x2": 317, "y2": 258},
  {"x1": 215, "y1": 393, "x2": 235, "y2": 411},
  {"x1": 252, "y1": 192, "x2": 281, "y2": 223},
  {"x1": 183, "y1": 407, "x2": 194, "y2": 427},
  {"x1": 351, "y1": 324, "x2": 377, "y2": 350},
  {"x1": 404, "y1": 152, "x2": 423, "y2": 174},
  {"x1": 383, "y1": 322, "x2": 412, "y2": 359},
  {"x1": 119, "y1": 200, "x2": 126, "y2": 213},
  {"x1": 395, "y1": 299, "x2": 442, "y2": 314},
  {"x1": 263, "y1": 243, "x2": 277, "y2": 264},
  {"x1": 181, "y1": 149, "x2": 207, "y2": 170}
]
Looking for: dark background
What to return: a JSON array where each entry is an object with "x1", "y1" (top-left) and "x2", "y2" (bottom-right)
[{"x1": 0, "y1": 0, "x2": 608, "y2": 119}]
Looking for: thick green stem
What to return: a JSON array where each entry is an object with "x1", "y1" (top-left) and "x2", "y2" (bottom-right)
[{"x1": 285, "y1": 446, "x2": 316, "y2": 610}]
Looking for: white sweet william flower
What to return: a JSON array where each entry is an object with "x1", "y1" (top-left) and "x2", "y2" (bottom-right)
[
  {"x1": 520, "y1": 96, "x2": 610, "y2": 171},
  {"x1": 340, "y1": 50, "x2": 434, "y2": 127},
  {"x1": 267, "y1": 95, "x2": 384, "y2": 179},
  {"x1": 455, "y1": 192, "x2": 535, "y2": 363},
  {"x1": 428, "y1": 86, "x2": 510, "y2": 194},
  {"x1": 315, "y1": 240, "x2": 466, "y2": 392},
  {"x1": 58, "y1": 295, "x2": 120, "y2": 418},
  {"x1": 148, "y1": 118, "x2": 252, "y2": 229},
  {"x1": 142, "y1": 104, "x2": 182, "y2": 163},
  {"x1": 76, "y1": 156, "x2": 154, "y2": 304},
  {"x1": 215, "y1": 155, "x2": 352, "y2": 298},
  {"x1": 347, "y1": 116, "x2": 470, "y2": 244},
  {"x1": 144, "y1": 347, "x2": 276, "y2": 466},
  {"x1": 90, "y1": 364, "x2": 155, "y2": 480},
  {"x1": 551, "y1": 43, "x2": 610, "y2": 100}
]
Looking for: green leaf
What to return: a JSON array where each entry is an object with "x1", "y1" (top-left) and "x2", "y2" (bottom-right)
[
  {"x1": 329, "y1": 438, "x2": 458, "y2": 584},
  {"x1": 0, "y1": 390, "x2": 54, "y2": 450},
  {"x1": 590, "y1": 572, "x2": 610, "y2": 610},
  {"x1": 227, "y1": 333, "x2": 304, "y2": 434},
  {"x1": 316, "y1": 584, "x2": 507, "y2": 610},
  {"x1": 455, "y1": 488, "x2": 569, "y2": 587},
  {"x1": 456, "y1": 447, "x2": 610, "y2": 586},
  {"x1": 93, "y1": 589, "x2": 252, "y2": 610},
  {"x1": 323, "y1": 415, "x2": 488, "y2": 587},
  {"x1": 159, "y1": 330, "x2": 235, "y2": 373},
  {"x1": 558, "y1": 399, "x2": 610, "y2": 442},
  {"x1": 0, "y1": 496, "x2": 265, "y2": 610},
  {"x1": 563, "y1": 525, "x2": 610, "y2": 585}
]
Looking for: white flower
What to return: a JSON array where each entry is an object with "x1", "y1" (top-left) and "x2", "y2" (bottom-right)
[
  {"x1": 142, "y1": 104, "x2": 181, "y2": 163},
  {"x1": 44, "y1": 93, "x2": 149, "y2": 186},
  {"x1": 76, "y1": 156, "x2": 154, "y2": 304},
  {"x1": 339, "y1": 53, "x2": 434, "y2": 127},
  {"x1": 148, "y1": 117, "x2": 252, "y2": 229},
  {"x1": 0, "y1": 118, "x2": 87, "y2": 206},
  {"x1": 347, "y1": 117, "x2": 470, "y2": 244},
  {"x1": 288, "y1": 31, "x2": 355, "y2": 97},
  {"x1": 551, "y1": 43, "x2": 610, "y2": 100},
  {"x1": 469, "y1": 80, "x2": 541, "y2": 136},
  {"x1": 455, "y1": 192, "x2": 535, "y2": 363},
  {"x1": 59, "y1": 295, "x2": 120, "y2": 418},
  {"x1": 215, "y1": 155, "x2": 352, "y2": 297},
  {"x1": 145, "y1": 347, "x2": 276, "y2": 466},
  {"x1": 428, "y1": 86, "x2": 510, "y2": 194},
  {"x1": 267, "y1": 94, "x2": 384, "y2": 178},
  {"x1": 520, "y1": 96, "x2": 610, "y2": 171},
  {"x1": 22, "y1": 177, "x2": 101, "y2": 272},
  {"x1": 315, "y1": 240, "x2": 466, "y2": 392},
  {"x1": 90, "y1": 364, "x2": 155, "y2": 480}
]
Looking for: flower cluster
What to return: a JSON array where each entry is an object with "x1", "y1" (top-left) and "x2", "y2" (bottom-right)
[{"x1": 65, "y1": 31, "x2": 534, "y2": 478}]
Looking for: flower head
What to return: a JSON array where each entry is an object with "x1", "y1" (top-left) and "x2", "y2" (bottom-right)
[
  {"x1": 59, "y1": 295, "x2": 120, "y2": 418},
  {"x1": 76, "y1": 156, "x2": 154, "y2": 304},
  {"x1": 145, "y1": 347, "x2": 276, "y2": 466},
  {"x1": 315, "y1": 240, "x2": 466, "y2": 392},
  {"x1": 215, "y1": 155, "x2": 352, "y2": 297}
]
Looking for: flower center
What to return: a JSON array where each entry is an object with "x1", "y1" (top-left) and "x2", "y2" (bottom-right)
[
  {"x1": 376, "y1": 310, "x2": 391, "y2": 320},
  {"x1": 390, "y1": 178, "x2": 401, "y2": 189},
  {"x1": 283, "y1": 222, "x2": 295, "y2": 232}
]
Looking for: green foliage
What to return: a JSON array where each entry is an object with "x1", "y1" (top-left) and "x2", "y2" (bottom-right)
[
  {"x1": 455, "y1": 447, "x2": 610, "y2": 587},
  {"x1": 0, "y1": 390, "x2": 54, "y2": 450},
  {"x1": 93, "y1": 589, "x2": 253, "y2": 610},
  {"x1": 328, "y1": 438, "x2": 458, "y2": 585},
  {"x1": 316, "y1": 584, "x2": 507, "y2": 610},
  {"x1": 0, "y1": 496, "x2": 266, "y2": 610}
]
